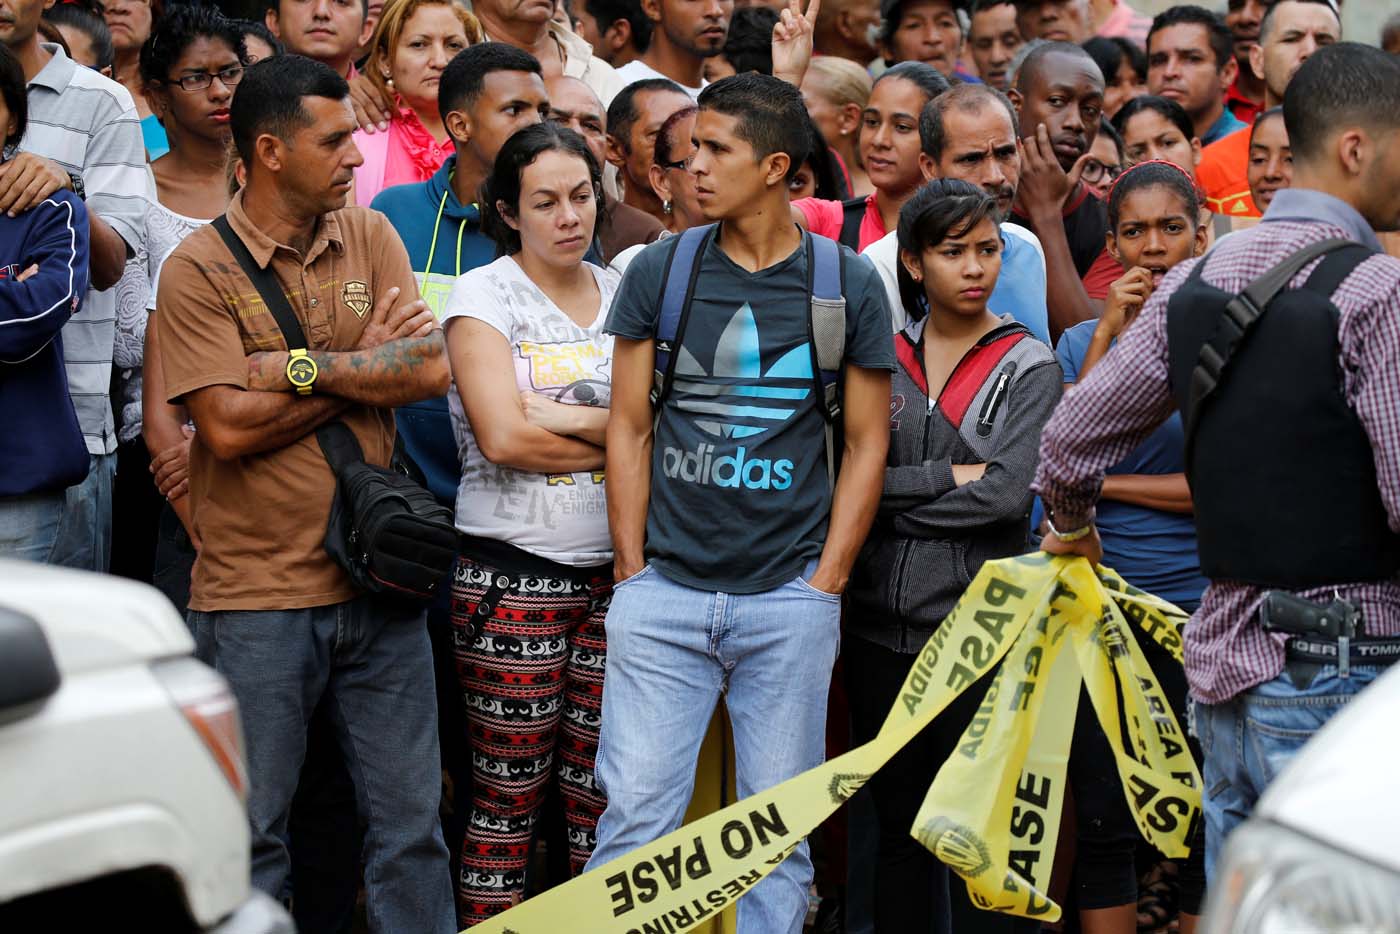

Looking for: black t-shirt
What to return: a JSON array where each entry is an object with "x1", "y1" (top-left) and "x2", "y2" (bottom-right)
[
  {"x1": 1012, "y1": 183, "x2": 1109, "y2": 279},
  {"x1": 606, "y1": 233, "x2": 894, "y2": 593}
]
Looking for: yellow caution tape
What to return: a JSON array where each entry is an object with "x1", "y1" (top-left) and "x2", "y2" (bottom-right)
[{"x1": 467, "y1": 553, "x2": 1200, "y2": 932}]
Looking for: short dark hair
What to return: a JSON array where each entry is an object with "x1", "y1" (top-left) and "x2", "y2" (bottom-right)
[
  {"x1": 1147, "y1": 5, "x2": 1233, "y2": 70},
  {"x1": 970, "y1": 0, "x2": 1016, "y2": 15},
  {"x1": 1097, "y1": 115, "x2": 1124, "y2": 162},
  {"x1": 607, "y1": 77, "x2": 687, "y2": 153},
  {"x1": 875, "y1": 60, "x2": 952, "y2": 105},
  {"x1": 0, "y1": 43, "x2": 27, "y2": 148},
  {"x1": 896, "y1": 178, "x2": 999, "y2": 316},
  {"x1": 1014, "y1": 40, "x2": 1102, "y2": 93},
  {"x1": 697, "y1": 72, "x2": 811, "y2": 182},
  {"x1": 234, "y1": 18, "x2": 285, "y2": 58},
  {"x1": 1260, "y1": 0, "x2": 1339, "y2": 45},
  {"x1": 438, "y1": 42, "x2": 542, "y2": 118},
  {"x1": 140, "y1": 6, "x2": 248, "y2": 88},
  {"x1": 230, "y1": 54, "x2": 349, "y2": 165},
  {"x1": 1285, "y1": 42, "x2": 1400, "y2": 164},
  {"x1": 1111, "y1": 94, "x2": 1195, "y2": 143},
  {"x1": 722, "y1": 6, "x2": 778, "y2": 76},
  {"x1": 44, "y1": 3, "x2": 113, "y2": 72},
  {"x1": 1082, "y1": 35, "x2": 1145, "y2": 85},
  {"x1": 1105, "y1": 159, "x2": 1199, "y2": 229},
  {"x1": 582, "y1": 0, "x2": 652, "y2": 53},
  {"x1": 919, "y1": 83, "x2": 1017, "y2": 162},
  {"x1": 481, "y1": 121, "x2": 608, "y2": 256},
  {"x1": 267, "y1": 0, "x2": 369, "y2": 18}
]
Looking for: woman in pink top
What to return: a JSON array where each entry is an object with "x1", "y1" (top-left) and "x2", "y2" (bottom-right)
[{"x1": 353, "y1": 0, "x2": 482, "y2": 206}]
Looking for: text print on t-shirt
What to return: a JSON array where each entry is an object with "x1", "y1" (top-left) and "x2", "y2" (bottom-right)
[
  {"x1": 517, "y1": 338, "x2": 612, "y2": 405},
  {"x1": 662, "y1": 303, "x2": 814, "y2": 492}
]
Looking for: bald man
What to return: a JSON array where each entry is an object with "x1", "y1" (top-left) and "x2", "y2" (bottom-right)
[
  {"x1": 813, "y1": 0, "x2": 881, "y2": 65},
  {"x1": 547, "y1": 75, "x2": 664, "y2": 263}
]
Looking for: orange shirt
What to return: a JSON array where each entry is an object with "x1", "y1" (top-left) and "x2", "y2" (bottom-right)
[
  {"x1": 157, "y1": 191, "x2": 419, "y2": 612},
  {"x1": 1196, "y1": 127, "x2": 1258, "y2": 220}
]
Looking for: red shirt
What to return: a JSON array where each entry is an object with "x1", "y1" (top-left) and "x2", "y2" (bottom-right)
[
  {"x1": 1225, "y1": 78, "x2": 1263, "y2": 128},
  {"x1": 794, "y1": 193, "x2": 886, "y2": 251}
]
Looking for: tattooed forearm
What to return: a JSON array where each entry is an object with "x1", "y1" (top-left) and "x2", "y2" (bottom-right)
[{"x1": 244, "y1": 333, "x2": 450, "y2": 406}]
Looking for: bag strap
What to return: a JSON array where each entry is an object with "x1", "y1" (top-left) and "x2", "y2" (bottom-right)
[
  {"x1": 838, "y1": 196, "x2": 865, "y2": 250},
  {"x1": 804, "y1": 232, "x2": 847, "y2": 491},
  {"x1": 211, "y1": 213, "x2": 363, "y2": 472},
  {"x1": 651, "y1": 223, "x2": 716, "y2": 409},
  {"x1": 1185, "y1": 237, "x2": 1358, "y2": 441},
  {"x1": 1298, "y1": 242, "x2": 1373, "y2": 300},
  {"x1": 212, "y1": 215, "x2": 309, "y2": 350}
]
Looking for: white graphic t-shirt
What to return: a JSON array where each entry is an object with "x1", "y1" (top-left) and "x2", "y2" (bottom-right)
[{"x1": 442, "y1": 256, "x2": 619, "y2": 566}]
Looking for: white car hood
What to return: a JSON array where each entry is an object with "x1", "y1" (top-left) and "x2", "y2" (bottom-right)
[
  {"x1": 1254, "y1": 663, "x2": 1400, "y2": 874},
  {"x1": 0, "y1": 560, "x2": 193, "y2": 674}
]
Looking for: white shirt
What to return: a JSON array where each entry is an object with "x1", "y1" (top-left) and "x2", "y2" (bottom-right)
[
  {"x1": 615, "y1": 59, "x2": 705, "y2": 99},
  {"x1": 442, "y1": 256, "x2": 620, "y2": 565}
]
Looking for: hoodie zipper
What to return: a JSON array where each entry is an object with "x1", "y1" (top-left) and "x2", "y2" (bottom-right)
[{"x1": 890, "y1": 342, "x2": 946, "y2": 625}]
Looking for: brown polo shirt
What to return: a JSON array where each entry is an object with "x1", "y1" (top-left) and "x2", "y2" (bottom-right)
[{"x1": 158, "y1": 191, "x2": 420, "y2": 612}]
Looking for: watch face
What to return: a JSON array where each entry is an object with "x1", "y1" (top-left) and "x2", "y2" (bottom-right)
[{"x1": 288, "y1": 356, "x2": 317, "y2": 387}]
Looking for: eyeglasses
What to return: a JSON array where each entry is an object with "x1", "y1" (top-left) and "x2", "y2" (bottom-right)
[
  {"x1": 1080, "y1": 158, "x2": 1122, "y2": 185},
  {"x1": 659, "y1": 154, "x2": 693, "y2": 172},
  {"x1": 167, "y1": 64, "x2": 244, "y2": 92}
]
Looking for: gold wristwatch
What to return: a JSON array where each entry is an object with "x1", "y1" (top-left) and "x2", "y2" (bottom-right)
[{"x1": 286, "y1": 348, "x2": 318, "y2": 396}]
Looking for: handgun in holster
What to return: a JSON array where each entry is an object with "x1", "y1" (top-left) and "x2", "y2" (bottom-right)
[{"x1": 1260, "y1": 591, "x2": 1365, "y2": 677}]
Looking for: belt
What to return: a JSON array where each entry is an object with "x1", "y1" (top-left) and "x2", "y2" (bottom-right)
[{"x1": 1285, "y1": 635, "x2": 1400, "y2": 667}]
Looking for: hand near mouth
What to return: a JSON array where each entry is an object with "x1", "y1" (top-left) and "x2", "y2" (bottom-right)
[{"x1": 1014, "y1": 123, "x2": 1092, "y2": 220}]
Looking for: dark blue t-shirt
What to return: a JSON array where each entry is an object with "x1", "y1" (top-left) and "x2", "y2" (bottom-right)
[
  {"x1": 606, "y1": 232, "x2": 894, "y2": 593},
  {"x1": 1056, "y1": 321, "x2": 1208, "y2": 608}
]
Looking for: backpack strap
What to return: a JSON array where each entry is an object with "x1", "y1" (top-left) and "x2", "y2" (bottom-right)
[
  {"x1": 1185, "y1": 237, "x2": 1359, "y2": 441},
  {"x1": 651, "y1": 223, "x2": 717, "y2": 409},
  {"x1": 804, "y1": 232, "x2": 848, "y2": 491},
  {"x1": 808, "y1": 232, "x2": 845, "y2": 419},
  {"x1": 838, "y1": 196, "x2": 866, "y2": 250}
]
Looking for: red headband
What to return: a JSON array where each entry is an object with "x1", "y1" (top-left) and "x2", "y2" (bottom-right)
[{"x1": 1103, "y1": 159, "x2": 1202, "y2": 208}]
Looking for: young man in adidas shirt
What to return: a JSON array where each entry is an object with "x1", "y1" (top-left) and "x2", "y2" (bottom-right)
[{"x1": 589, "y1": 71, "x2": 893, "y2": 934}]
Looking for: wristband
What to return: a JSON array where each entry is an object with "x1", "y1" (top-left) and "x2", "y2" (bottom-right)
[{"x1": 1046, "y1": 513, "x2": 1093, "y2": 543}]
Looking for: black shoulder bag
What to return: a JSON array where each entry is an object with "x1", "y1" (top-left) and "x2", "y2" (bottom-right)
[{"x1": 212, "y1": 216, "x2": 459, "y2": 604}]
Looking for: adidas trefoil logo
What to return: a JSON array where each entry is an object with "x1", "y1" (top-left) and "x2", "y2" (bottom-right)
[{"x1": 661, "y1": 303, "x2": 808, "y2": 492}]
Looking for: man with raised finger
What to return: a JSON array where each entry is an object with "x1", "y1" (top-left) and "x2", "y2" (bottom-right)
[{"x1": 156, "y1": 55, "x2": 455, "y2": 932}]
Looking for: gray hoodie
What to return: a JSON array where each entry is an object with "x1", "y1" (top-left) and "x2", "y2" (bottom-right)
[{"x1": 846, "y1": 316, "x2": 1062, "y2": 652}]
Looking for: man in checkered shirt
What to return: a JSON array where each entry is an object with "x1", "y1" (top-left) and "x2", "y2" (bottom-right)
[{"x1": 1032, "y1": 43, "x2": 1400, "y2": 875}]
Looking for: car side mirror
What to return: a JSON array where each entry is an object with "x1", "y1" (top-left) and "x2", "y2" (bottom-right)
[{"x1": 0, "y1": 607, "x2": 60, "y2": 724}]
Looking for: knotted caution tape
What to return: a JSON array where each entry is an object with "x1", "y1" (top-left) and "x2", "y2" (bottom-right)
[{"x1": 468, "y1": 553, "x2": 1200, "y2": 933}]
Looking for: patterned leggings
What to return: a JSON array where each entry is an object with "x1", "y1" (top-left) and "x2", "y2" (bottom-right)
[{"x1": 450, "y1": 552, "x2": 611, "y2": 927}]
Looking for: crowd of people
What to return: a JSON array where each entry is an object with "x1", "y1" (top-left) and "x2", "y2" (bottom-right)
[{"x1": 3, "y1": 0, "x2": 1399, "y2": 933}]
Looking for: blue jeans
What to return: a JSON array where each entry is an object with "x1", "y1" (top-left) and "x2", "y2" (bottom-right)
[
  {"x1": 1194, "y1": 664, "x2": 1383, "y2": 878},
  {"x1": 51, "y1": 451, "x2": 115, "y2": 573},
  {"x1": 0, "y1": 489, "x2": 64, "y2": 562},
  {"x1": 586, "y1": 564, "x2": 841, "y2": 934},
  {"x1": 189, "y1": 596, "x2": 455, "y2": 934}
]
